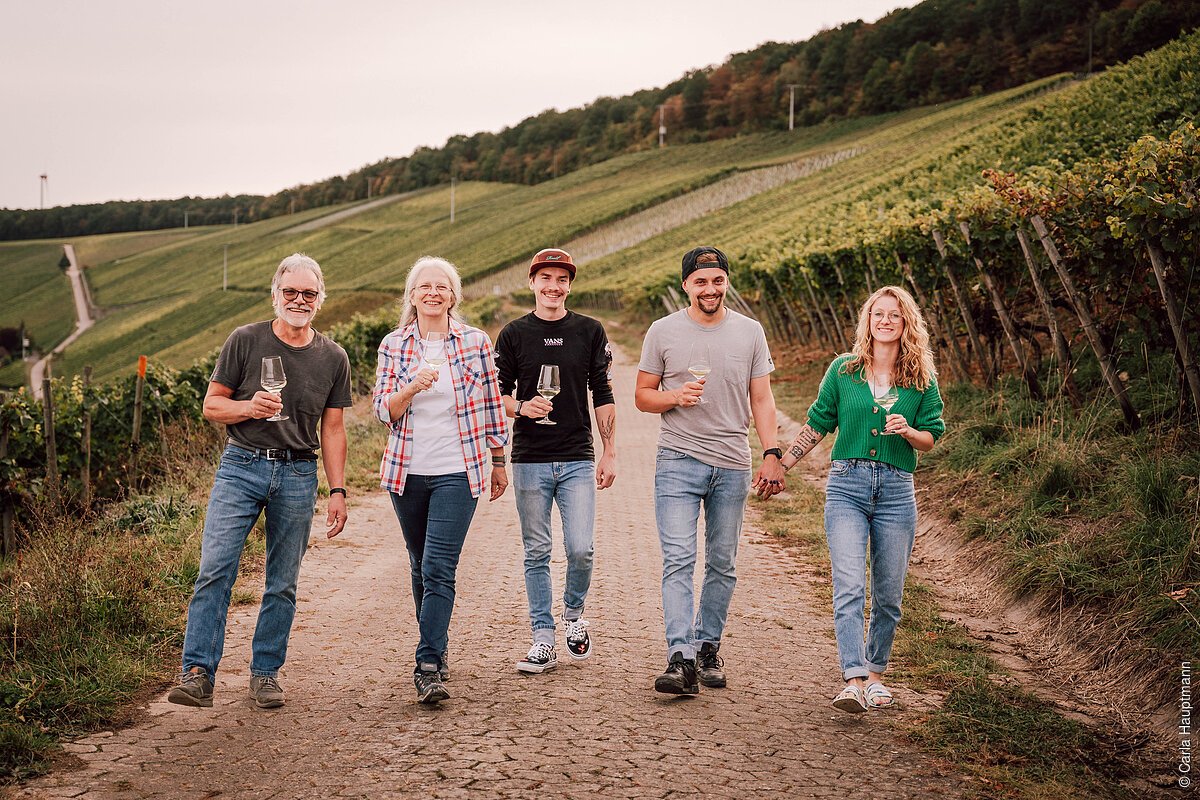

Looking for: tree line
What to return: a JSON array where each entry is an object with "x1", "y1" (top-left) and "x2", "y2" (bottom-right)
[{"x1": 3, "y1": 0, "x2": 1197, "y2": 242}]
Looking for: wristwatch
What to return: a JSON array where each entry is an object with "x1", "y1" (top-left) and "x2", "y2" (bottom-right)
[
  {"x1": 762, "y1": 448, "x2": 783, "y2": 460},
  {"x1": 515, "y1": 400, "x2": 524, "y2": 417}
]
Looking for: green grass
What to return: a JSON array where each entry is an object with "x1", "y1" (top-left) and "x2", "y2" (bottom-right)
[
  {"x1": 0, "y1": 241, "x2": 74, "y2": 360},
  {"x1": 0, "y1": 422, "x2": 268, "y2": 782}
]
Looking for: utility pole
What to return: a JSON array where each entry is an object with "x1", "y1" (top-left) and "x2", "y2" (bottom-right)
[
  {"x1": 450, "y1": 177, "x2": 456, "y2": 223},
  {"x1": 39, "y1": 174, "x2": 48, "y2": 209},
  {"x1": 290, "y1": 197, "x2": 296, "y2": 214},
  {"x1": 786, "y1": 84, "x2": 799, "y2": 131},
  {"x1": 223, "y1": 244, "x2": 228, "y2": 291},
  {"x1": 657, "y1": 105, "x2": 667, "y2": 148},
  {"x1": 184, "y1": 209, "x2": 188, "y2": 229}
]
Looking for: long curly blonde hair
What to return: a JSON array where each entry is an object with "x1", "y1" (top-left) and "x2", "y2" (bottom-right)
[{"x1": 842, "y1": 285, "x2": 937, "y2": 390}]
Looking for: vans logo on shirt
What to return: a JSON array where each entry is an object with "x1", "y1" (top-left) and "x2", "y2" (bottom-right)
[{"x1": 544, "y1": 338, "x2": 564, "y2": 346}]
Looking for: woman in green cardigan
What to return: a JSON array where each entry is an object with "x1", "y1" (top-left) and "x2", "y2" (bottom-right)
[{"x1": 779, "y1": 285, "x2": 945, "y2": 713}]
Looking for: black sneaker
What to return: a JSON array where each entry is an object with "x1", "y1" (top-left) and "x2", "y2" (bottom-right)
[
  {"x1": 654, "y1": 653, "x2": 699, "y2": 695},
  {"x1": 167, "y1": 669, "x2": 214, "y2": 708},
  {"x1": 414, "y1": 663, "x2": 449, "y2": 704},
  {"x1": 564, "y1": 617, "x2": 592, "y2": 660},
  {"x1": 696, "y1": 642, "x2": 726, "y2": 688}
]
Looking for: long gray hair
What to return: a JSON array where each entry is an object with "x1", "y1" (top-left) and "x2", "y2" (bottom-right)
[{"x1": 399, "y1": 256, "x2": 464, "y2": 328}]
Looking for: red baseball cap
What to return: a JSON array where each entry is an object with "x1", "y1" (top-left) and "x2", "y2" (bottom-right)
[{"x1": 529, "y1": 248, "x2": 577, "y2": 279}]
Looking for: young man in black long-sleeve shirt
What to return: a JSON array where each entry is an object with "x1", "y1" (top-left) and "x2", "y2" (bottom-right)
[{"x1": 495, "y1": 248, "x2": 617, "y2": 674}]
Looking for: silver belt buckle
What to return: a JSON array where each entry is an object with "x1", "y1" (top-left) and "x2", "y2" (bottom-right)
[{"x1": 266, "y1": 448, "x2": 286, "y2": 460}]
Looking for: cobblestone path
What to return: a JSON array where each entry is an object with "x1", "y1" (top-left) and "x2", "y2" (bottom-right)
[{"x1": 18, "y1": 352, "x2": 965, "y2": 799}]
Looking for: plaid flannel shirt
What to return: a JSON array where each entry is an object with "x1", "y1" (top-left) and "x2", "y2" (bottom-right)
[{"x1": 373, "y1": 319, "x2": 509, "y2": 498}]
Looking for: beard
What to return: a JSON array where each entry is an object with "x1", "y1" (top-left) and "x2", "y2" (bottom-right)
[{"x1": 274, "y1": 297, "x2": 317, "y2": 328}]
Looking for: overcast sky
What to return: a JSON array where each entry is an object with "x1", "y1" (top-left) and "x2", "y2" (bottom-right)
[{"x1": 1, "y1": 1, "x2": 906, "y2": 210}]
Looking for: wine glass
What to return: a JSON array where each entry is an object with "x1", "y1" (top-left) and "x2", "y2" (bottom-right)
[
  {"x1": 260, "y1": 356, "x2": 289, "y2": 422},
  {"x1": 535, "y1": 364, "x2": 559, "y2": 425},
  {"x1": 688, "y1": 342, "x2": 711, "y2": 404},
  {"x1": 421, "y1": 331, "x2": 448, "y2": 394},
  {"x1": 876, "y1": 385, "x2": 900, "y2": 435}
]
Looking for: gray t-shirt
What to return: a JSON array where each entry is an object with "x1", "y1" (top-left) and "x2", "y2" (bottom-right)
[
  {"x1": 638, "y1": 308, "x2": 774, "y2": 470},
  {"x1": 211, "y1": 321, "x2": 352, "y2": 452}
]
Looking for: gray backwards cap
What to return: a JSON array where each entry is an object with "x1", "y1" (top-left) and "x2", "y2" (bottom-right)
[{"x1": 681, "y1": 246, "x2": 730, "y2": 281}]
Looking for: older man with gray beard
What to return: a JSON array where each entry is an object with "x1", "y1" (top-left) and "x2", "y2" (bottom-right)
[{"x1": 168, "y1": 253, "x2": 352, "y2": 710}]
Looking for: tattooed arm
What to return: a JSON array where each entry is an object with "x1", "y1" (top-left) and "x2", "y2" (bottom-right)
[
  {"x1": 779, "y1": 424, "x2": 825, "y2": 472},
  {"x1": 594, "y1": 403, "x2": 616, "y2": 489}
]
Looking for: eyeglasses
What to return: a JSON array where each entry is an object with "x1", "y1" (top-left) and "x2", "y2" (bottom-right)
[
  {"x1": 871, "y1": 311, "x2": 903, "y2": 323},
  {"x1": 280, "y1": 288, "x2": 319, "y2": 303},
  {"x1": 415, "y1": 283, "x2": 452, "y2": 295}
]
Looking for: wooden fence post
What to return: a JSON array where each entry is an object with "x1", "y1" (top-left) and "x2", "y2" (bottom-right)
[
  {"x1": 1146, "y1": 242, "x2": 1200, "y2": 422},
  {"x1": 959, "y1": 222, "x2": 1043, "y2": 399},
  {"x1": 1, "y1": 394, "x2": 14, "y2": 558},
  {"x1": 1015, "y1": 229, "x2": 1080, "y2": 406},
  {"x1": 81, "y1": 366, "x2": 93, "y2": 508},
  {"x1": 42, "y1": 374, "x2": 58, "y2": 494},
  {"x1": 929, "y1": 234, "x2": 992, "y2": 387},
  {"x1": 1031, "y1": 215, "x2": 1140, "y2": 430}
]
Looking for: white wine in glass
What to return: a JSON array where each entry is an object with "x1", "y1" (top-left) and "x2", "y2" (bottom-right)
[
  {"x1": 688, "y1": 342, "x2": 711, "y2": 404},
  {"x1": 876, "y1": 385, "x2": 900, "y2": 435},
  {"x1": 422, "y1": 331, "x2": 448, "y2": 394},
  {"x1": 260, "y1": 356, "x2": 289, "y2": 422},
  {"x1": 535, "y1": 364, "x2": 560, "y2": 426}
]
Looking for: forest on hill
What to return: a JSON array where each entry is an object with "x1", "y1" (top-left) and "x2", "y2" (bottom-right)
[{"x1": 2, "y1": 0, "x2": 1196, "y2": 242}]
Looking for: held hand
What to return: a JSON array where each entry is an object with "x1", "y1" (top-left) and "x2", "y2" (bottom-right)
[
  {"x1": 596, "y1": 452, "x2": 617, "y2": 490},
  {"x1": 248, "y1": 391, "x2": 284, "y2": 420},
  {"x1": 325, "y1": 494, "x2": 348, "y2": 538},
  {"x1": 522, "y1": 396, "x2": 554, "y2": 419},
  {"x1": 752, "y1": 459, "x2": 786, "y2": 499},
  {"x1": 411, "y1": 367, "x2": 439, "y2": 394},
  {"x1": 884, "y1": 413, "x2": 911, "y2": 437},
  {"x1": 676, "y1": 378, "x2": 705, "y2": 408},
  {"x1": 489, "y1": 467, "x2": 509, "y2": 501}
]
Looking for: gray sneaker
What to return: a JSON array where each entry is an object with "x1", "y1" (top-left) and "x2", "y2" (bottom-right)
[
  {"x1": 167, "y1": 670, "x2": 213, "y2": 708},
  {"x1": 249, "y1": 675, "x2": 285, "y2": 709}
]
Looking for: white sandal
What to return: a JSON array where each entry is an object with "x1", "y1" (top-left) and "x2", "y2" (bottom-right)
[
  {"x1": 864, "y1": 681, "x2": 895, "y2": 709},
  {"x1": 832, "y1": 684, "x2": 868, "y2": 713}
]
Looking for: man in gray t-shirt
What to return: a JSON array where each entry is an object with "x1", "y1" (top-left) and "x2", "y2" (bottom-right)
[
  {"x1": 169, "y1": 253, "x2": 352, "y2": 712},
  {"x1": 636, "y1": 246, "x2": 786, "y2": 695}
]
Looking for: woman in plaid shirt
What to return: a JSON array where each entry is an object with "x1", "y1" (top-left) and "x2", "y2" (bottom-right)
[{"x1": 372, "y1": 256, "x2": 509, "y2": 704}]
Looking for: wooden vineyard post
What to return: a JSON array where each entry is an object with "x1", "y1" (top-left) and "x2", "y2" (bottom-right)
[
  {"x1": 819, "y1": 284, "x2": 850, "y2": 352},
  {"x1": 42, "y1": 374, "x2": 58, "y2": 495},
  {"x1": 929, "y1": 233, "x2": 992, "y2": 388},
  {"x1": 894, "y1": 252, "x2": 968, "y2": 383},
  {"x1": 130, "y1": 355, "x2": 148, "y2": 488},
  {"x1": 1146, "y1": 242, "x2": 1200, "y2": 422},
  {"x1": 959, "y1": 222, "x2": 1042, "y2": 399},
  {"x1": 767, "y1": 273, "x2": 809, "y2": 344},
  {"x1": 1015, "y1": 229, "x2": 1080, "y2": 406},
  {"x1": 82, "y1": 366, "x2": 93, "y2": 508},
  {"x1": 0, "y1": 395, "x2": 13, "y2": 558},
  {"x1": 802, "y1": 274, "x2": 839, "y2": 352},
  {"x1": 1031, "y1": 216, "x2": 1140, "y2": 430}
]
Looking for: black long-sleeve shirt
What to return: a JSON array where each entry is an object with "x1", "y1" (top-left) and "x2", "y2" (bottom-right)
[{"x1": 495, "y1": 311, "x2": 614, "y2": 463}]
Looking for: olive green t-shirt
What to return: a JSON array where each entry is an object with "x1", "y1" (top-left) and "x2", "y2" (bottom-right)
[{"x1": 211, "y1": 321, "x2": 352, "y2": 452}]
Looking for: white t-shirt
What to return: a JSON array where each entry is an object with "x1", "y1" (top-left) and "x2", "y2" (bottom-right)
[{"x1": 393, "y1": 343, "x2": 468, "y2": 476}]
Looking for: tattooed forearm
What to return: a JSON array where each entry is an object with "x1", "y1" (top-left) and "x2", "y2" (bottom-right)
[
  {"x1": 596, "y1": 406, "x2": 616, "y2": 446},
  {"x1": 781, "y1": 424, "x2": 824, "y2": 471}
]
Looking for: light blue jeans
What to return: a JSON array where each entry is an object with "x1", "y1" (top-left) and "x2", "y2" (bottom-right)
[
  {"x1": 824, "y1": 458, "x2": 918, "y2": 680},
  {"x1": 181, "y1": 445, "x2": 318, "y2": 681},
  {"x1": 512, "y1": 461, "x2": 595, "y2": 646},
  {"x1": 654, "y1": 448, "x2": 751, "y2": 661}
]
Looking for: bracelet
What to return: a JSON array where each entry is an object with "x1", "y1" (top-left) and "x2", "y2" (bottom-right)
[
  {"x1": 492, "y1": 457, "x2": 507, "y2": 466},
  {"x1": 762, "y1": 448, "x2": 783, "y2": 460},
  {"x1": 329, "y1": 487, "x2": 347, "y2": 497}
]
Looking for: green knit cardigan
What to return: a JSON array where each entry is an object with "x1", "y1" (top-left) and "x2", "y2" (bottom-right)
[{"x1": 805, "y1": 354, "x2": 946, "y2": 473}]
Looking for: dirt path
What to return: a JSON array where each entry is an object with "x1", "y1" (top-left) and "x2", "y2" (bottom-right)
[
  {"x1": 17, "y1": 350, "x2": 966, "y2": 799},
  {"x1": 30, "y1": 244, "x2": 94, "y2": 398}
]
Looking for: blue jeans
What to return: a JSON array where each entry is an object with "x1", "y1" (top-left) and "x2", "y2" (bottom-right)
[
  {"x1": 654, "y1": 448, "x2": 751, "y2": 661},
  {"x1": 389, "y1": 473, "x2": 478, "y2": 668},
  {"x1": 181, "y1": 445, "x2": 318, "y2": 680},
  {"x1": 512, "y1": 461, "x2": 595, "y2": 645},
  {"x1": 824, "y1": 459, "x2": 918, "y2": 680}
]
